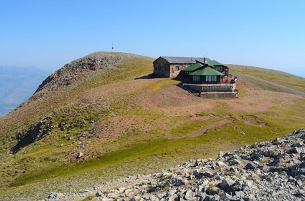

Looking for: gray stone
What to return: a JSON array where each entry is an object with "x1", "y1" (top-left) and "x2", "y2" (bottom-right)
[
  {"x1": 296, "y1": 179, "x2": 303, "y2": 187},
  {"x1": 185, "y1": 189, "x2": 195, "y2": 199},
  {"x1": 250, "y1": 152, "x2": 262, "y2": 161},
  {"x1": 203, "y1": 196, "x2": 213, "y2": 201},
  {"x1": 216, "y1": 161, "x2": 226, "y2": 167},
  {"x1": 203, "y1": 171, "x2": 214, "y2": 178},
  {"x1": 193, "y1": 169, "x2": 201, "y2": 178},
  {"x1": 210, "y1": 195, "x2": 220, "y2": 201},
  {"x1": 267, "y1": 159, "x2": 280, "y2": 167},
  {"x1": 167, "y1": 189, "x2": 177, "y2": 196},
  {"x1": 219, "y1": 192, "x2": 232, "y2": 200},
  {"x1": 208, "y1": 187, "x2": 220, "y2": 195},
  {"x1": 96, "y1": 191, "x2": 103, "y2": 197},
  {"x1": 175, "y1": 178, "x2": 187, "y2": 186},
  {"x1": 240, "y1": 154, "x2": 251, "y2": 160},
  {"x1": 245, "y1": 162, "x2": 257, "y2": 170},
  {"x1": 228, "y1": 159, "x2": 240, "y2": 166},
  {"x1": 295, "y1": 147, "x2": 305, "y2": 154},
  {"x1": 218, "y1": 178, "x2": 234, "y2": 191},
  {"x1": 243, "y1": 180, "x2": 254, "y2": 188},
  {"x1": 234, "y1": 190, "x2": 245, "y2": 198},
  {"x1": 46, "y1": 192, "x2": 61, "y2": 200},
  {"x1": 168, "y1": 194, "x2": 178, "y2": 201},
  {"x1": 292, "y1": 142, "x2": 304, "y2": 147},
  {"x1": 272, "y1": 138, "x2": 282, "y2": 145}
]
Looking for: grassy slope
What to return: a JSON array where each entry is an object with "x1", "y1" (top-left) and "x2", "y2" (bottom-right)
[{"x1": 1, "y1": 56, "x2": 305, "y2": 200}]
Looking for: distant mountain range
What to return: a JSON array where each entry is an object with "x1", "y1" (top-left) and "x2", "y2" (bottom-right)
[{"x1": 0, "y1": 66, "x2": 48, "y2": 117}]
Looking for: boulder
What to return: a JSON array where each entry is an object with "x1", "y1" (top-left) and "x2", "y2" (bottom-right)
[{"x1": 245, "y1": 162, "x2": 257, "y2": 170}]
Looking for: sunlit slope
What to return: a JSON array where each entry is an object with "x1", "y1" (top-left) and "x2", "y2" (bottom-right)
[
  {"x1": 228, "y1": 64, "x2": 305, "y2": 96},
  {"x1": 0, "y1": 53, "x2": 304, "y2": 200}
]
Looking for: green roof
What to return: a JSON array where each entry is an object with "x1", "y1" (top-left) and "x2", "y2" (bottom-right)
[
  {"x1": 195, "y1": 60, "x2": 214, "y2": 68},
  {"x1": 189, "y1": 67, "x2": 224, "y2": 76},
  {"x1": 181, "y1": 63, "x2": 203, "y2": 72},
  {"x1": 207, "y1": 60, "x2": 223, "y2": 66}
]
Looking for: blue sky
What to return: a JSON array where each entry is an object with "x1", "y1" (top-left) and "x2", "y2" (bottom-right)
[{"x1": 0, "y1": 0, "x2": 304, "y2": 77}]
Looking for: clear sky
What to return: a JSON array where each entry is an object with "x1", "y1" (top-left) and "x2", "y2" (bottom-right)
[{"x1": 1, "y1": 0, "x2": 304, "y2": 77}]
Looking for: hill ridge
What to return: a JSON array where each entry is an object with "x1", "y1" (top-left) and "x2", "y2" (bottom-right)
[{"x1": 35, "y1": 51, "x2": 142, "y2": 94}]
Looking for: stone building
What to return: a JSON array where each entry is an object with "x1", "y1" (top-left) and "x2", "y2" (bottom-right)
[{"x1": 153, "y1": 56, "x2": 211, "y2": 78}]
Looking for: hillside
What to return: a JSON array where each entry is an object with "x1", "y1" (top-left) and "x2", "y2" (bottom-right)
[
  {"x1": 0, "y1": 52, "x2": 305, "y2": 200},
  {"x1": 0, "y1": 66, "x2": 48, "y2": 117}
]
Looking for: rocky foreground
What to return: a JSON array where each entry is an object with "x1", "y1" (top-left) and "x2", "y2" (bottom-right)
[{"x1": 46, "y1": 129, "x2": 305, "y2": 201}]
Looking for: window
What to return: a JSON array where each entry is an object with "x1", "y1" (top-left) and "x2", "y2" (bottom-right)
[
  {"x1": 193, "y1": 75, "x2": 200, "y2": 82},
  {"x1": 206, "y1": 76, "x2": 217, "y2": 82},
  {"x1": 176, "y1": 66, "x2": 179, "y2": 71}
]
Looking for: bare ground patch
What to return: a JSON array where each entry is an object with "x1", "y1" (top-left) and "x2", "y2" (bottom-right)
[
  {"x1": 167, "y1": 115, "x2": 235, "y2": 139},
  {"x1": 241, "y1": 115, "x2": 269, "y2": 127},
  {"x1": 187, "y1": 118, "x2": 235, "y2": 138}
]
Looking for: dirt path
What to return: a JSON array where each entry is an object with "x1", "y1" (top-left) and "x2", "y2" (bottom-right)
[
  {"x1": 187, "y1": 119, "x2": 235, "y2": 137},
  {"x1": 168, "y1": 118, "x2": 235, "y2": 139}
]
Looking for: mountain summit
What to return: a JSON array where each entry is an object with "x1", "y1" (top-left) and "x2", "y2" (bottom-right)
[{"x1": 35, "y1": 52, "x2": 142, "y2": 94}]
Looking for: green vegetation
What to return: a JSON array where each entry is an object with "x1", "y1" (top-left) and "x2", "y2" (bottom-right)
[{"x1": 0, "y1": 53, "x2": 305, "y2": 200}]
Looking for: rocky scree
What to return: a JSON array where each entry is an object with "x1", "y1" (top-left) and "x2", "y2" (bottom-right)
[{"x1": 46, "y1": 129, "x2": 305, "y2": 201}]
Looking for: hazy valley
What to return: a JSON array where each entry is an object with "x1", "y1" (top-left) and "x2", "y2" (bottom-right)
[{"x1": 0, "y1": 66, "x2": 48, "y2": 117}]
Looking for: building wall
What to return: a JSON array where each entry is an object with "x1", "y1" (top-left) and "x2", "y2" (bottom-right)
[
  {"x1": 169, "y1": 64, "x2": 190, "y2": 77},
  {"x1": 153, "y1": 58, "x2": 191, "y2": 77},
  {"x1": 153, "y1": 58, "x2": 169, "y2": 77}
]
